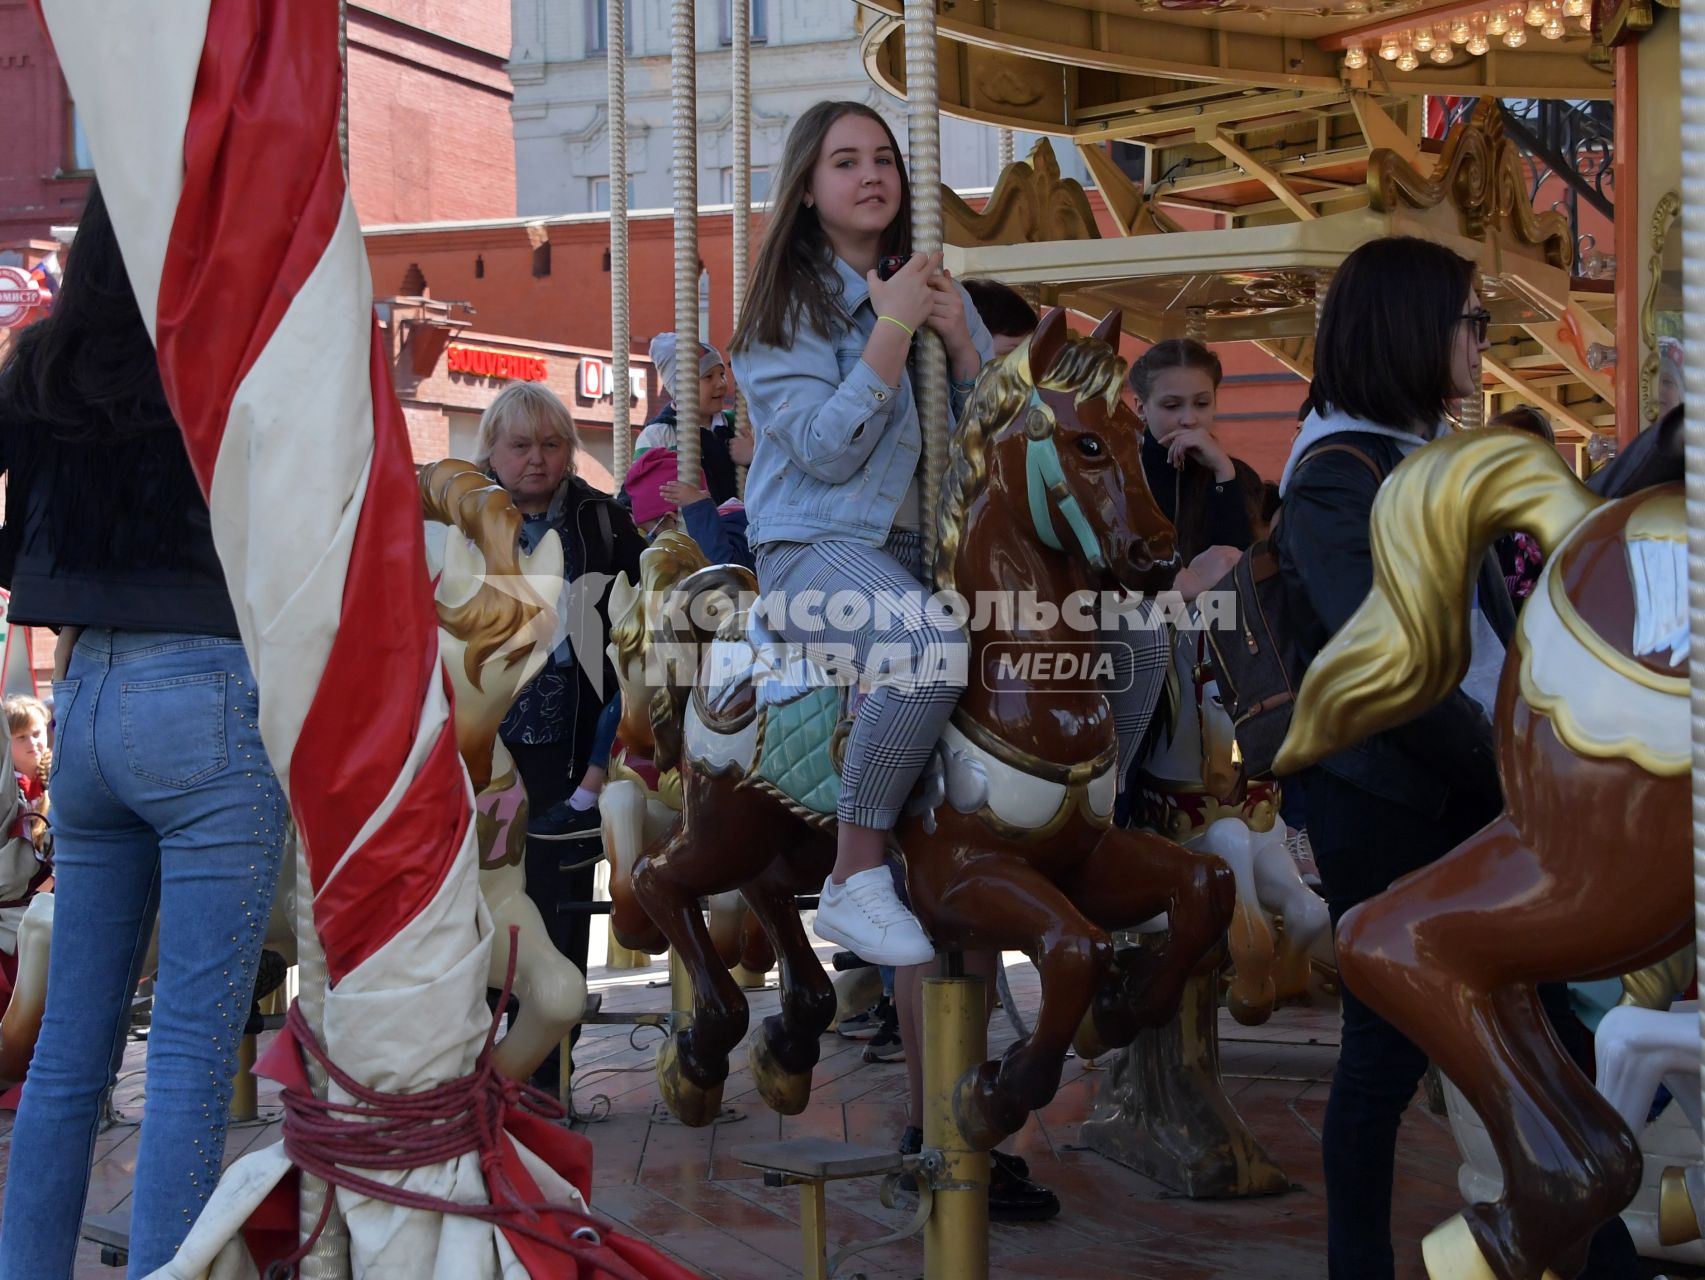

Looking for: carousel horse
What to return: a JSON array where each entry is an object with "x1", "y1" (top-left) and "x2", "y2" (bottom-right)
[
  {"x1": 610, "y1": 308, "x2": 1236, "y2": 1146},
  {"x1": 420, "y1": 460, "x2": 588, "y2": 1080},
  {"x1": 1275, "y1": 429, "x2": 1690, "y2": 1280},
  {"x1": 601, "y1": 535, "x2": 775, "y2": 981},
  {"x1": 1080, "y1": 619, "x2": 1333, "y2": 1197},
  {"x1": 1136, "y1": 622, "x2": 1330, "y2": 1021}
]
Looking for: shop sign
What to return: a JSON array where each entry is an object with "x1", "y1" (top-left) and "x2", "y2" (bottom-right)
[
  {"x1": 447, "y1": 343, "x2": 547, "y2": 382},
  {"x1": 578, "y1": 358, "x2": 646, "y2": 403},
  {"x1": 0, "y1": 267, "x2": 41, "y2": 329}
]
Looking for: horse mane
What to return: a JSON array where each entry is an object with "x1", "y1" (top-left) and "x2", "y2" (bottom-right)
[
  {"x1": 420, "y1": 459, "x2": 545, "y2": 691},
  {"x1": 934, "y1": 332, "x2": 1128, "y2": 595},
  {"x1": 608, "y1": 532, "x2": 717, "y2": 772},
  {"x1": 1275, "y1": 430, "x2": 1601, "y2": 774}
]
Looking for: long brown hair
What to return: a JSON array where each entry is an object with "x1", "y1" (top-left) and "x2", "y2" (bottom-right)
[
  {"x1": 1129, "y1": 339, "x2": 1234, "y2": 561},
  {"x1": 732, "y1": 101, "x2": 913, "y2": 354}
]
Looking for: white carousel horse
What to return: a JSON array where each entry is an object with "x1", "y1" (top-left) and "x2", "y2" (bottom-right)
[
  {"x1": 421, "y1": 460, "x2": 587, "y2": 1080},
  {"x1": 1134, "y1": 620, "x2": 1331, "y2": 1021}
]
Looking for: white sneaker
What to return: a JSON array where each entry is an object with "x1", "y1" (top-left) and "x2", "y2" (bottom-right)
[{"x1": 814, "y1": 869, "x2": 935, "y2": 967}]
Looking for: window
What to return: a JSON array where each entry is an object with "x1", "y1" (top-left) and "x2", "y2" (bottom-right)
[
  {"x1": 65, "y1": 98, "x2": 94, "y2": 174},
  {"x1": 590, "y1": 176, "x2": 636, "y2": 212},
  {"x1": 587, "y1": 0, "x2": 634, "y2": 54},
  {"x1": 719, "y1": 0, "x2": 768, "y2": 45},
  {"x1": 719, "y1": 167, "x2": 772, "y2": 206}
]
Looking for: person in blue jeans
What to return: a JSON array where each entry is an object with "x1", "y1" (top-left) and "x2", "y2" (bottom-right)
[{"x1": 0, "y1": 182, "x2": 288, "y2": 1279}]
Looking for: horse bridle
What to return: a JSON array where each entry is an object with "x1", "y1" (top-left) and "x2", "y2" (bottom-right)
[{"x1": 1023, "y1": 387, "x2": 1109, "y2": 574}]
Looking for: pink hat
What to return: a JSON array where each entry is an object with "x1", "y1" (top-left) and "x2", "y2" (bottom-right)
[{"x1": 624, "y1": 448, "x2": 679, "y2": 524}]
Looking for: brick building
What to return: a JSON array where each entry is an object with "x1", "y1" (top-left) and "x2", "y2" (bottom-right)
[{"x1": 0, "y1": 1, "x2": 515, "y2": 248}]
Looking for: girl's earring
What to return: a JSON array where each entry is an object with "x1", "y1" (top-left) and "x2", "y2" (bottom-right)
[{"x1": 803, "y1": 195, "x2": 814, "y2": 208}]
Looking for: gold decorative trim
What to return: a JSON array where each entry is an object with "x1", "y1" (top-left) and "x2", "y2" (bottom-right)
[
  {"x1": 943, "y1": 138, "x2": 1102, "y2": 249},
  {"x1": 743, "y1": 776, "x2": 838, "y2": 831},
  {"x1": 1547, "y1": 551, "x2": 1687, "y2": 697},
  {"x1": 1640, "y1": 190, "x2": 1680, "y2": 424},
  {"x1": 949, "y1": 707, "x2": 1118, "y2": 786},
  {"x1": 1367, "y1": 99, "x2": 1573, "y2": 271}
]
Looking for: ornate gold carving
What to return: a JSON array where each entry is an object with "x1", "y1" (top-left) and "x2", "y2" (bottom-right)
[
  {"x1": 943, "y1": 138, "x2": 1102, "y2": 249},
  {"x1": 1197, "y1": 271, "x2": 1320, "y2": 318},
  {"x1": 1367, "y1": 99, "x2": 1573, "y2": 271},
  {"x1": 1639, "y1": 190, "x2": 1680, "y2": 423}
]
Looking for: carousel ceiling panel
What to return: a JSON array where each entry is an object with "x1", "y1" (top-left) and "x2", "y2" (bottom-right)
[{"x1": 858, "y1": 0, "x2": 1610, "y2": 135}]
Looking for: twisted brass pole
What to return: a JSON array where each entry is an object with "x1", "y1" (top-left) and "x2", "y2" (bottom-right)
[
  {"x1": 610, "y1": 0, "x2": 632, "y2": 484},
  {"x1": 905, "y1": 0, "x2": 947, "y2": 580},
  {"x1": 672, "y1": 0, "x2": 701, "y2": 488}
]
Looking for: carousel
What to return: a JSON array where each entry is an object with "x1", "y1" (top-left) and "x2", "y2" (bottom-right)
[{"x1": 0, "y1": 0, "x2": 1699, "y2": 1276}]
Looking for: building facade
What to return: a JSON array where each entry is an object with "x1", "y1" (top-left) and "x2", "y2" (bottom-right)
[
  {"x1": 508, "y1": 0, "x2": 1087, "y2": 216},
  {"x1": 0, "y1": 1, "x2": 516, "y2": 251}
]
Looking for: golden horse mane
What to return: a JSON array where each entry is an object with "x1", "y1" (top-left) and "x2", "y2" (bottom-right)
[
  {"x1": 935, "y1": 332, "x2": 1127, "y2": 595},
  {"x1": 1275, "y1": 430, "x2": 1602, "y2": 775},
  {"x1": 420, "y1": 459, "x2": 551, "y2": 692}
]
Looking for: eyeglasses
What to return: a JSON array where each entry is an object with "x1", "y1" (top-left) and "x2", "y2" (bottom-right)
[{"x1": 1460, "y1": 309, "x2": 1492, "y2": 343}]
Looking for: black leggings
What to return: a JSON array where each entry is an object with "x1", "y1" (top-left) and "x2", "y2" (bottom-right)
[{"x1": 504, "y1": 737, "x2": 596, "y2": 978}]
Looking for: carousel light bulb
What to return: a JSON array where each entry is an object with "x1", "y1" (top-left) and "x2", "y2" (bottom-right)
[
  {"x1": 1578, "y1": 7, "x2": 1593, "y2": 25},
  {"x1": 1542, "y1": 12, "x2": 1565, "y2": 36},
  {"x1": 1379, "y1": 33, "x2": 1402, "y2": 57},
  {"x1": 1451, "y1": 17, "x2": 1473, "y2": 41},
  {"x1": 1510, "y1": 1, "x2": 1531, "y2": 26},
  {"x1": 1435, "y1": 21, "x2": 1455, "y2": 45},
  {"x1": 1486, "y1": 7, "x2": 1510, "y2": 33},
  {"x1": 1526, "y1": 0, "x2": 1548, "y2": 25},
  {"x1": 1413, "y1": 24, "x2": 1435, "y2": 49},
  {"x1": 1503, "y1": 23, "x2": 1527, "y2": 44},
  {"x1": 1344, "y1": 42, "x2": 1370, "y2": 68},
  {"x1": 1467, "y1": 30, "x2": 1490, "y2": 52},
  {"x1": 1430, "y1": 41, "x2": 1454, "y2": 61},
  {"x1": 1397, "y1": 48, "x2": 1421, "y2": 68},
  {"x1": 1564, "y1": 0, "x2": 1586, "y2": 14}
]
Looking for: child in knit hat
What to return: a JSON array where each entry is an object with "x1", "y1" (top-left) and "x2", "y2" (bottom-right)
[
  {"x1": 634, "y1": 334, "x2": 751, "y2": 504},
  {"x1": 622, "y1": 447, "x2": 752, "y2": 568}
]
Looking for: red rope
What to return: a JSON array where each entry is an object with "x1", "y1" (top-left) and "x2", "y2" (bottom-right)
[{"x1": 265, "y1": 929, "x2": 646, "y2": 1280}]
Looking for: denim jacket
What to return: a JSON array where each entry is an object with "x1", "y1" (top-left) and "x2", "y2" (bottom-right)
[{"x1": 735, "y1": 257, "x2": 994, "y2": 549}]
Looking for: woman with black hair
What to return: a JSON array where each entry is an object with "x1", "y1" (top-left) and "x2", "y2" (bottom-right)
[
  {"x1": 0, "y1": 183, "x2": 288, "y2": 1279},
  {"x1": 1278, "y1": 237, "x2": 1636, "y2": 1279}
]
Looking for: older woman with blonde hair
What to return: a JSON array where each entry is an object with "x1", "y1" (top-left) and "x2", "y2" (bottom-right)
[{"x1": 479, "y1": 383, "x2": 644, "y2": 1081}]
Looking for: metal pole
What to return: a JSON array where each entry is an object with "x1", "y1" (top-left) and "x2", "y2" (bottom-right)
[
  {"x1": 672, "y1": 0, "x2": 701, "y2": 489},
  {"x1": 610, "y1": 0, "x2": 633, "y2": 485},
  {"x1": 905, "y1": 0, "x2": 948, "y2": 580},
  {"x1": 1681, "y1": 0, "x2": 1705, "y2": 1188},
  {"x1": 731, "y1": 0, "x2": 752, "y2": 497},
  {"x1": 922, "y1": 973, "x2": 989, "y2": 1280},
  {"x1": 669, "y1": 947, "x2": 695, "y2": 1033},
  {"x1": 996, "y1": 128, "x2": 1015, "y2": 171}
]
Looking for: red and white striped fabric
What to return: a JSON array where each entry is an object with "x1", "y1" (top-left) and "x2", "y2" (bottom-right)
[{"x1": 35, "y1": 4, "x2": 692, "y2": 1277}]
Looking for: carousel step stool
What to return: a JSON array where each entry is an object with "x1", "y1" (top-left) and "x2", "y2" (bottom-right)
[
  {"x1": 737, "y1": 1139, "x2": 905, "y2": 1280},
  {"x1": 81, "y1": 1206, "x2": 129, "y2": 1267}
]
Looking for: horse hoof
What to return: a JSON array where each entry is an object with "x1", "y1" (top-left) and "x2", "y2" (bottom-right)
[
  {"x1": 1420, "y1": 1214, "x2": 1561, "y2": 1280},
  {"x1": 748, "y1": 1032, "x2": 813, "y2": 1116},
  {"x1": 656, "y1": 1035, "x2": 725, "y2": 1127},
  {"x1": 1071, "y1": 1010, "x2": 1112, "y2": 1062},
  {"x1": 950, "y1": 1067, "x2": 1013, "y2": 1152},
  {"x1": 1225, "y1": 986, "x2": 1275, "y2": 1028}
]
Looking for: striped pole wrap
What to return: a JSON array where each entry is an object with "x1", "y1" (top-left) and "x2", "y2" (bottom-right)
[
  {"x1": 609, "y1": 0, "x2": 633, "y2": 486},
  {"x1": 1682, "y1": 0, "x2": 1705, "y2": 1146},
  {"x1": 38, "y1": 4, "x2": 700, "y2": 1276},
  {"x1": 904, "y1": 0, "x2": 948, "y2": 581},
  {"x1": 672, "y1": 0, "x2": 701, "y2": 488}
]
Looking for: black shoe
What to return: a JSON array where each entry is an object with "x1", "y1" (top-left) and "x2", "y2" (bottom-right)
[
  {"x1": 899, "y1": 1125, "x2": 923, "y2": 1156},
  {"x1": 862, "y1": 1002, "x2": 904, "y2": 1063},
  {"x1": 527, "y1": 799, "x2": 601, "y2": 841},
  {"x1": 838, "y1": 994, "x2": 892, "y2": 1041},
  {"x1": 989, "y1": 1155, "x2": 1059, "y2": 1223},
  {"x1": 991, "y1": 1147, "x2": 1031, "y2": 1182}
]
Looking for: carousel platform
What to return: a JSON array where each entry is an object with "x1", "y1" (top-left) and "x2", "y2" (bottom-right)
[{"x1": 8, "y1": 941, "x2": 1690, "y2": 1279}]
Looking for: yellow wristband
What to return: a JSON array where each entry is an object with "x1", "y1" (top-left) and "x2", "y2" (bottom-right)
[{"x1": 878, "y1": 314, "x2": 915, "y2": 338}]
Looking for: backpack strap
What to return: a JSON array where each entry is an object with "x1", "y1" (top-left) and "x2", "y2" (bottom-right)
[{"x1": 1296, "y1": 441, "x2": 1385, "y2": 487}]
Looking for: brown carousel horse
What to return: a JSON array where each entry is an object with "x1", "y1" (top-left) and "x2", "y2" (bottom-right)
[
  {"x1": 609, "y1": 308, "x2": 1235, "y2": 1147},
  {"x1": 1275, "y1": 429, "x2": 1689, "y2": 1280}
]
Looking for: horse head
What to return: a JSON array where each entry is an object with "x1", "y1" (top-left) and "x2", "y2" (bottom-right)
[
  {"x1": 607, "y1": 531, "x2": 714, "y2": 764},
  {"x1": 420, "y1": 459, "x2": 567, "y2": 793},
  {"x1": 937, "y1": 307, "x2": 1178, "y2": 597}
]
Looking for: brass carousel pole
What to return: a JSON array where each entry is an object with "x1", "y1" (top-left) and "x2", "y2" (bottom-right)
[
  {"x1": 672, "y1": 0, "x2": 701, "y2": 491},
  {"x1": 731, "y1": 0, "x2": 752, "y2": 498},
  {"x1": 905, "y1": 0, "x2": 989, "y2": 1273}
]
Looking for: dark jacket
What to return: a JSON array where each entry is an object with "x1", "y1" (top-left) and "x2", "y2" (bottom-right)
[
  {"x1": 1278, "y1": 432, "x2": 1512, "y2": 842},
  {"x1": 679, "y1": 498, "x2": 753, "y2": 570},
  {"x1": 0, "y1": 435, "x2": 238, "y2": 636},
  {"x1": 1139, "y1": 430, "x2": 1253, "y2": 562},
  {"x1": 500, "y1": 476, "x2": 646, "y2": 759}
]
